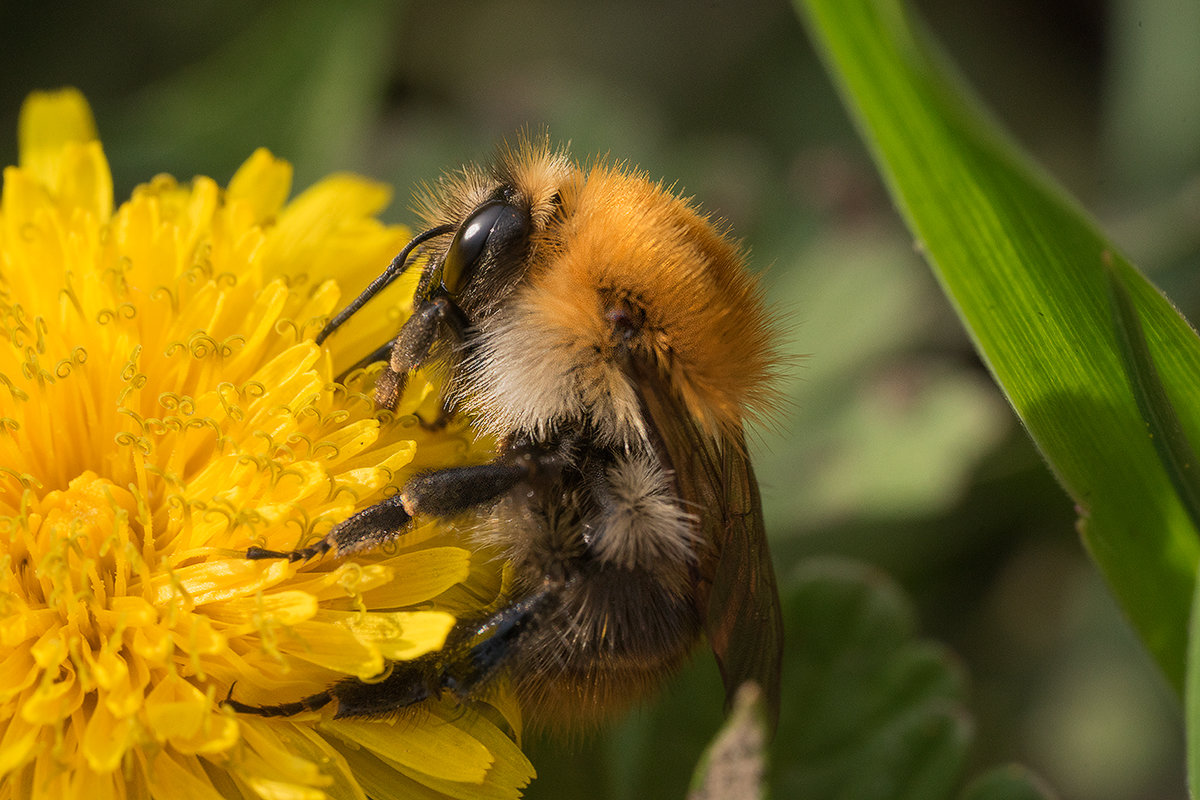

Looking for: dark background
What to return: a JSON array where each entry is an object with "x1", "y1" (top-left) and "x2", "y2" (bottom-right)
[{"x1": 5, "y1": 1, "x2": 1198, "y2": 797}]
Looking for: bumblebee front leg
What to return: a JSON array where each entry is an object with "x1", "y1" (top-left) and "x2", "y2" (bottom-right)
[
  {"x1": 335, "y1": 337, "x2": 395, "y2": 385},
  {"x1": 245, "y1": 436, "x2": 575, "y2": 562},
  {"x1": 374, "y1": 292, "x2": 468, "y2": 410}
]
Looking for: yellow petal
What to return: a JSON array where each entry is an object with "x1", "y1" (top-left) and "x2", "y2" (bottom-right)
[
  {"x1": 228, "y1": 148, "x2": 293, "y2": 224},
  {"x1": 0, "y1": 644, "x2": 38, "y2": 702},
  {"x1": 0, "y1": 608, "x2": 56, "y2": 649},
  {"x1": 276, "y1": 619, "x2": 383, "y2": 680},
  {"x1": 80, "y1": 699, "x2": 134, "y2": 772},
  {"x1": 248, "y1": 343, "x2": 322, "y2": 394},
  {"x1": 243, "y1": 777, "x2": 328, "y2": 800},
  {"x1": 324, "y1": 716, "x2": 492, "y2": 784},
  {"x1": 149, "y1": 557, "x2": 291, "y2": 608},
  {"x1": 206, "y1": 590, "x2": 320, "y2": 635},
  {"x1": 169, "y1": 711, "x2": 240, "y2": 755},
  {"x1": 337, "y1": 610, "x2": 455, "y2": 661},
  {"x1": 130, "y1": 625, "x2": 174, "y2": 664},
  {"x1": 478, "y1": 677, "x2": 525, "y2": 745},
  {"x1": 316, "y1": 419, "x2": 388, "y2": 464},
  {"x1": 238, "y1": 720, "x2": 334, "y2": 788},
  {"x1": 55, "y1": 762, "x2": 122, "y2": 800},
  {"x1": 83, "y1": 647, "x2": 127, "y2": 690},
  {"x1": 334, "y1": 706, "x2": 535, "y2": 800},
  {"x1": 18, "y1": 88, "x2": 96, "y2": 179},
  {"x1": 288, "y1": 563, "x2": 397, "y2": 602},
  {"x1": 0, "y1": 714, "x2": 40, "y2": 773},
  {"x1": 273, "y1": 175, "x2": 392, "y2": 249},
  {"x1": 288, "y1": 724, "x2": 371, "y2": 800},
  {"x1": 55, "y1": 140, "x2": 113, "y2": 221},
  {"x1": 432, "y1": 704, "x2": 536, "y2": 795},
  {"x1": 144, "y1": 672, "x2": 207, "y2": 741},
  {"x1": 87, "y1": 650, "x2": 143, "y2": 718},
  {"x1": 358, "y1": 547, "x2": 472, "y2": 608},
  {"x1": 95, "y1": 595, "x2": 158, "y2": 628},
  {"x1": 21, "y1": 670, "x2": 80, "y2": 724},
  {"x1": 143, "y1": 751, "x2": 234, "y2": 800},
  {"x1": 332, "y1": 747, "x2": 463, "y2": 800},
  {"x1": 258, "y1": 173, "x2": 408, "y2": 297},
  {"x1": 171, "y1": 611, "x2": 228, "y2": 657}
]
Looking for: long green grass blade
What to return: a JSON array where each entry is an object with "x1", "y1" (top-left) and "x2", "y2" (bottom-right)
[
  {"x1": 796, "y1": 0, "x2": 1200, "y2": 691},
  {"x1": 1189, "y1": 573, "x2": 1200, "y2": 797},
  {"x1": 1105, "y1": 264, "x2": 1200, "y2": 535}
]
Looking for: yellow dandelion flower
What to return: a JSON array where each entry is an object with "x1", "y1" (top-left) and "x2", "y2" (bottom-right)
[{"x1": 0, "y1": 88, "x2": 533, "y2": 800}]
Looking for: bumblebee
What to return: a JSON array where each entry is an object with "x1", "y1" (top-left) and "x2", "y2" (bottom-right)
[{"x1": 232, "y1": 135, "x2": 783, "y2": 730}]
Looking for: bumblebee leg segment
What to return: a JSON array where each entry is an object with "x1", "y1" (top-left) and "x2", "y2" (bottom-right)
[
  {"x1": 372, "y1": 366, "x2": 409, "y2": 413},
  {"x1": 375, "y1": 293, "x2": 469, "y2": 410},
  {"x1": 391, "y1": 294, "x2": 469, "y2": 371},
  {"x1": 326, "y1": 588, "x2": 554, "y2": 719},
  {"x1": 223, "y1": 687, "x2": 333, "y2": 717},
  {"x1": 322, "y1": 493, "x2": 416, "y2": 556},
  {"x1": 244, "y1": 539, "x2": 330, "y2": 562},
  {"x1": 335, "y1": 337, "x2": 396, "y2": 384},
  {"x1": 401, "y1": 434, "x2": 578, "y2": 517},
  {"x1": 246, "y1": 494, "x2": 412, "y2": 562},
  {"x1": 413, "y1": 406, "x2": 456, "y2": 431},
  {"x1": 328, "y1": 661, "x2": 439, "y2": 718},
  {"x1": 246, "y1": 439, "x2": 573, "y2": 562},
  {"x1": 450, "y1": 589, "x2": 551, "y2": 694},
  {"x1": 401, "y1": 463, "x2": 529, "y2": 517}
]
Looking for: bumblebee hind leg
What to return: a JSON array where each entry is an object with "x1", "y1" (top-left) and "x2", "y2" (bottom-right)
[
  {"x1": 227, "y1": 587, "x2": 553, "y2": 720},
  {"x1": 223, "y1": 686, "x2": 333, "y2": 717}
]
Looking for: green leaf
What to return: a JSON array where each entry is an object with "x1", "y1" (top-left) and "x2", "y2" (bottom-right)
[
  {"x1": 1189, "y1": 571, "x2": 1200, "y2": 798},
  {"x1": 774, "y1": 559, "x2": 971, "y2": 799},
  {"x1": 796, "y1": 0, "x2": 1200, "y2": 692},
  {"x1": 1105, "y1": 263, "x2": 1200, "y2": 534},
  {"x1": 959, "y1": 766, "x2": 1056, "y2": 800},
  {"x1": 773, "y1": 560, "x2": 1059, "y2": 799}
]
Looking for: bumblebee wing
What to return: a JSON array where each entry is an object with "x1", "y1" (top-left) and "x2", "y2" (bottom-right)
[
  {"x1": 628, "y1": 358, "x2": 783, "y2": 731},
  {"x1": 703, "y1": 437, "x2": 783, "y2": 732}
]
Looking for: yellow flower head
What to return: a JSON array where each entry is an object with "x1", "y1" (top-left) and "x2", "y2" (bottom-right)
[{"x1": 0, "y1": 89, "x2": 532, "y2": 799}]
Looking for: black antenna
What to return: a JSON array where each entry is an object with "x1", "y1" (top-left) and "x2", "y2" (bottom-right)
[{"x1": 315, "y1": 224, "x2": 456, "y2": 345}]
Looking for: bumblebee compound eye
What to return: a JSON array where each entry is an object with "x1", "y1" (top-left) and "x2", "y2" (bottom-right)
[{"x1": 440, "y1": 201, "x2": 529, "y2": 295}]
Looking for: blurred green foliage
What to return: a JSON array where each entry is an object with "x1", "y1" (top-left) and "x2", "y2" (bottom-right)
[{"x1": 4, "y1": 1, "x2": 1198, "y2": 797}]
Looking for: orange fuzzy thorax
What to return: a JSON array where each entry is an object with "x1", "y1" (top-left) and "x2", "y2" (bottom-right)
[{"x1": 521, "y1": 163, "x2": 777, "y2": 442}]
